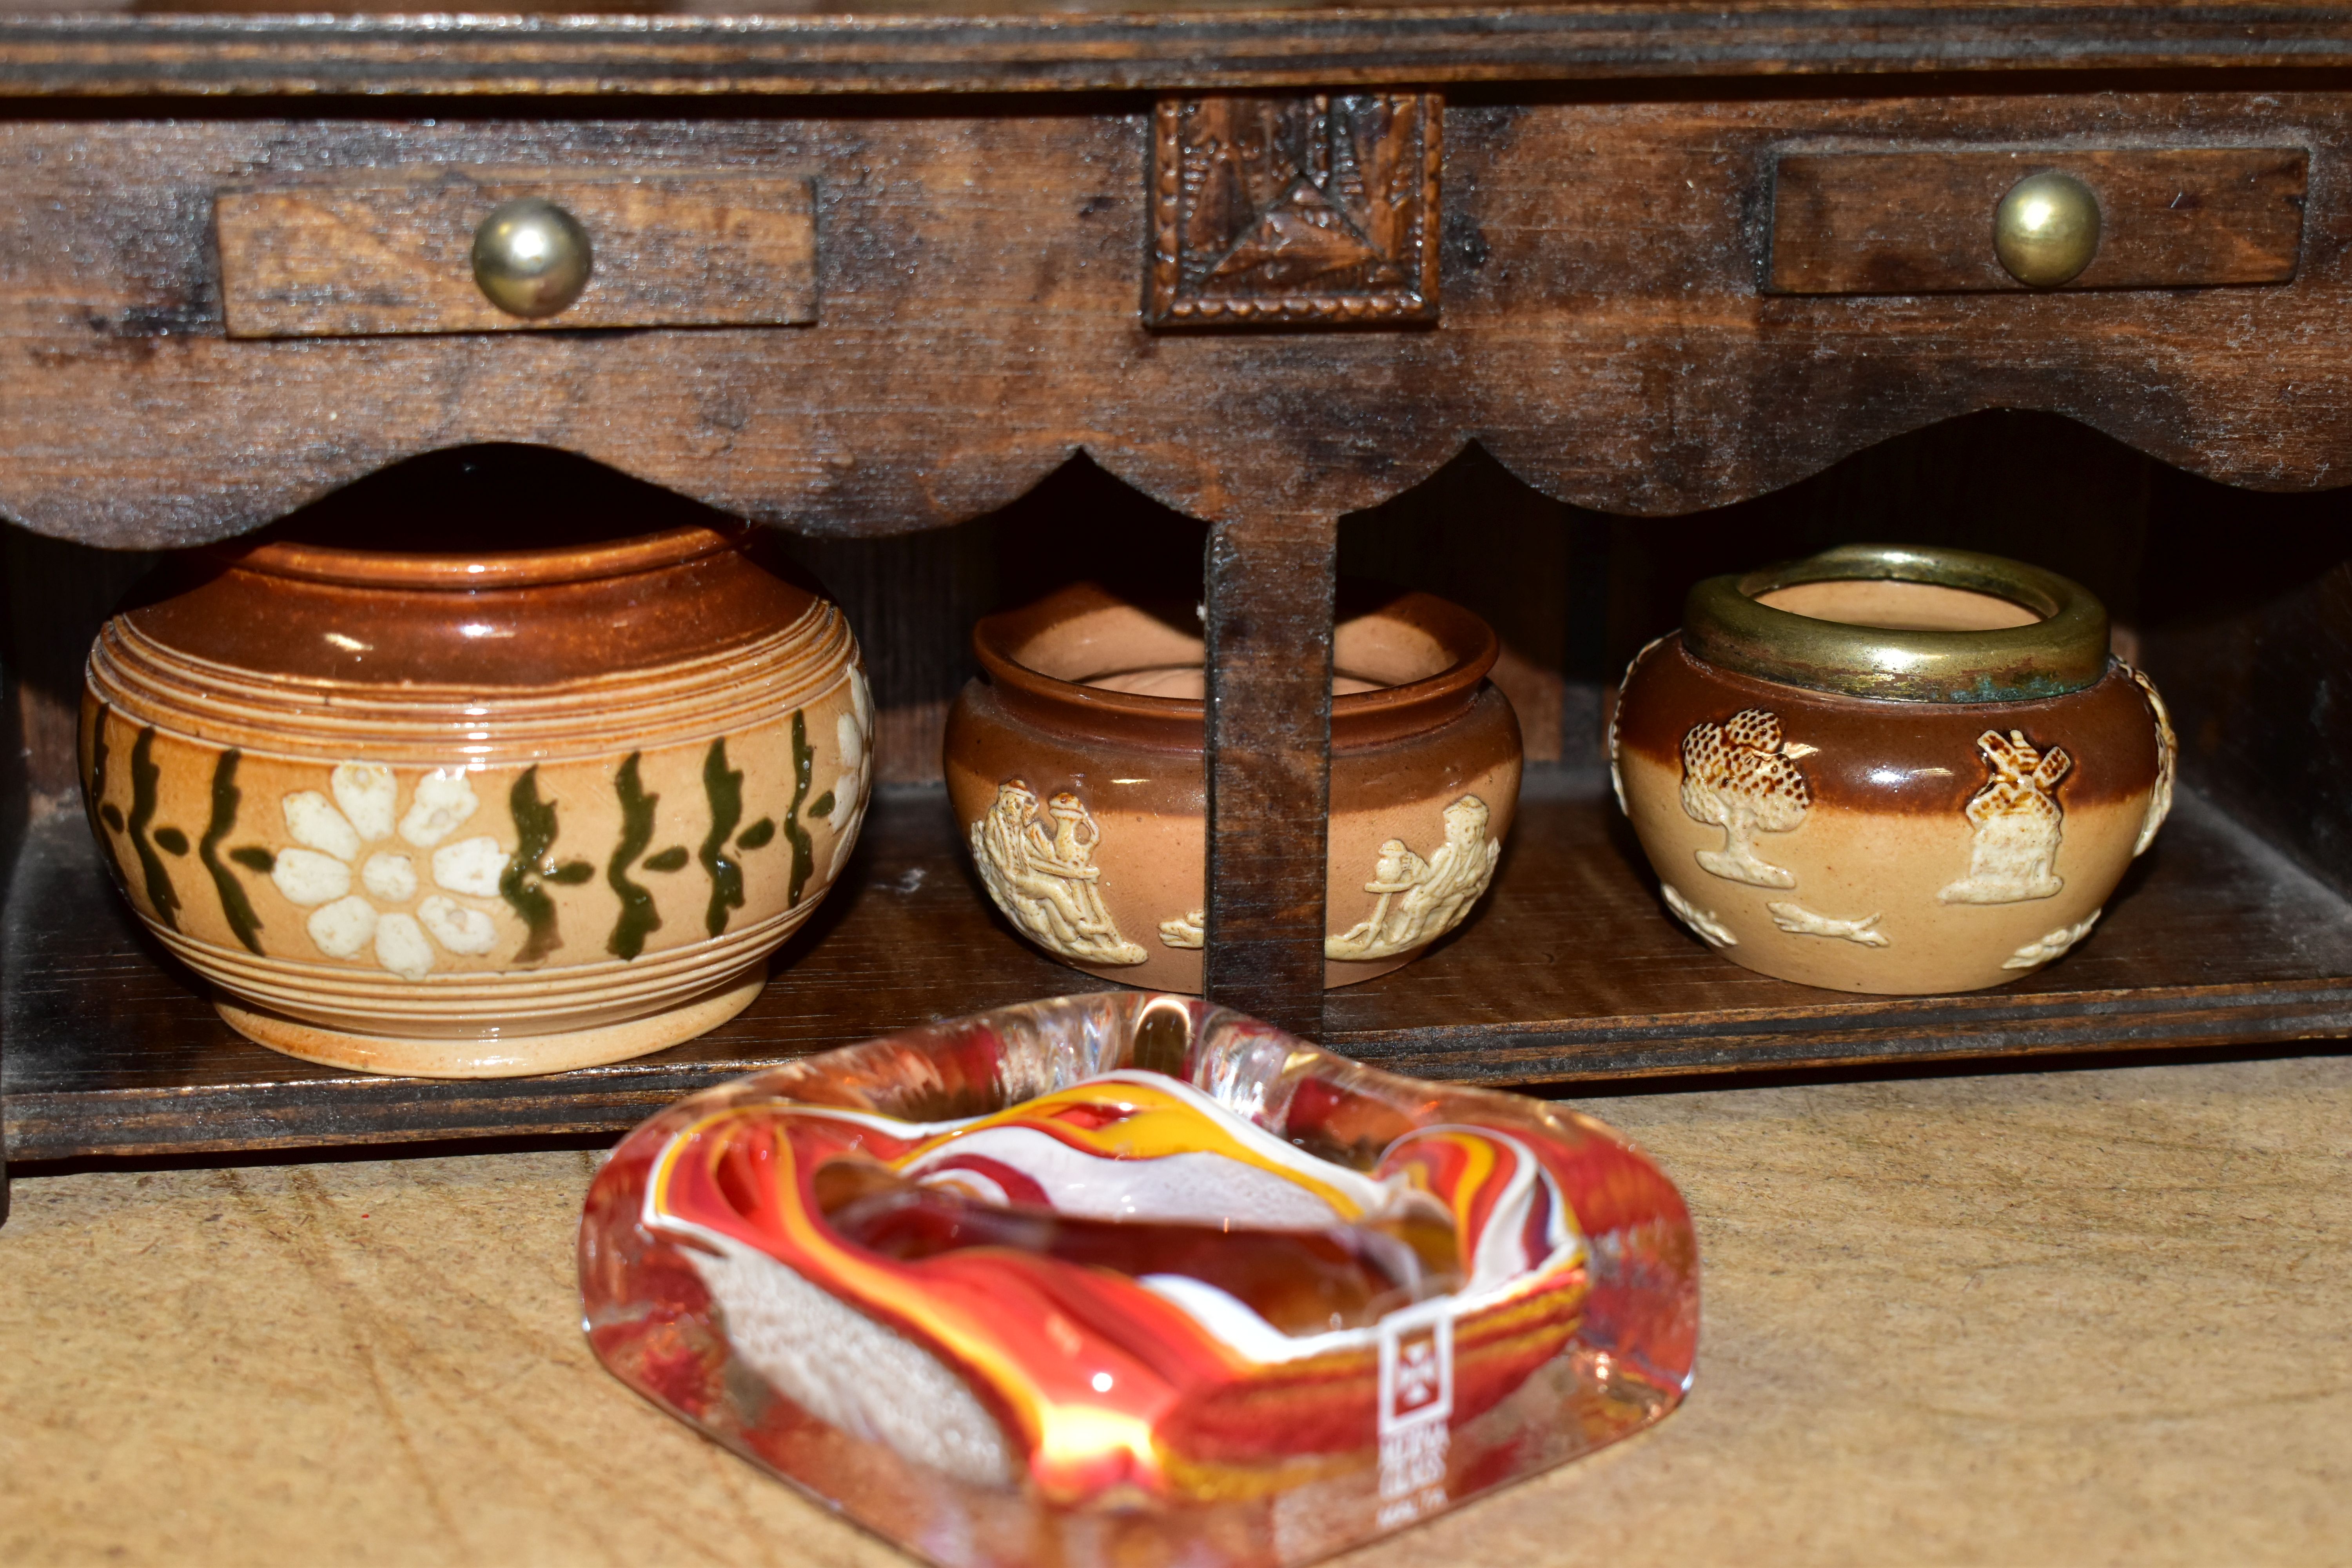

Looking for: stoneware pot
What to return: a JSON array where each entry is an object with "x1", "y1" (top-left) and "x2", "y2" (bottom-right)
[
  {"x1": 81, "y1": 519, "x2": 873, "y2": 1077},
  {"x1": 1611, "y1": 544, "x2": 2175, "y2": 995},
  {"x1": 944, "y1": 583, "x2": 1521, "y2": 992}
]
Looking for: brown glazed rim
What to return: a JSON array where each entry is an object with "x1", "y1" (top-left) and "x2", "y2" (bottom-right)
[
  {"x1": 1682, "y1": 543, "x2": 2111, "y2": 703},
  {"x1": 971, "y1": 583, "x2": 1500, "y2": 750},
  {"x1": 205, "y1": 519, "x2": 749, "y2": 592}
]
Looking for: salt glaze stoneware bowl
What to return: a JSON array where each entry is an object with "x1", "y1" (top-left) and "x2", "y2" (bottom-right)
[
  {"x1": 944, "y1": 584, "x2": 1522, "y2": 991},
  {"x1": 1612, "y1": 543, "x2": 2176, "y2": 995},
  {"x1": 80, "y1": 519, "x2": 873, "y2": 1076},
  {"x1": 580, "y1": 991, "x2": 1698, "y2": 1568}
]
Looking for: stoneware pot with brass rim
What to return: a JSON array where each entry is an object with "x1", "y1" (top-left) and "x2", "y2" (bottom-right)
[
  {"x1": 1610, "y1": 543, "x2": 2175, "y2": 995},
  {"x1": 80, "y1": 517, "x2": 873, "y2": 1077},
  {"x1": 944, "y1": 581, "x2": 1522, "y2": 992}
]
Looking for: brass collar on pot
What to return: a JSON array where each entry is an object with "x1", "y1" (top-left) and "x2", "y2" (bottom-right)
[{"x1": 1682, "y1": 544, "x2": 2110, "y2": 702}]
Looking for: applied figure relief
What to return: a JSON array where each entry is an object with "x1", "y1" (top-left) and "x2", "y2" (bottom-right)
[
  {"x1": 1159, "y1": 910, "x2": 1205, "y2": 950},
  {"x1": 971, "y1": 782, "x2": 1148, "y2": 965},
  {"x1": 1326, "y1": 796, "x2": 1501, "y2": 961}
]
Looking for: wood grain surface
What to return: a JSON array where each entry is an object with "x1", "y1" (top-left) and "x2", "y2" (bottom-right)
[
  {"x1": 1201, "y1": 511, "x2": 1334, "y2": 1036},
  {"x1": 13, "y1": 7, "x2": 2352, "y2": 97},
  {"x1": 7, "y1": 94, "x2": 2352, "y2": 548},
  {"x1": 10, "y1": 773, "x2": 2351, "y2": 1161},
  {"x1": 1769, "y1": 145, "x2": 2309, "y2": 294},
  {"x1": 7, "y1": 1056, "x2": 2350, "y2": 1565},
  {"x1": 218, "y1": 170, "x2": 817, "y2": 337}
]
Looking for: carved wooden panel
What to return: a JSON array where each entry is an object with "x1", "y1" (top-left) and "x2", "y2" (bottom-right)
[
  {"x1": 1769, "y1": 147, "x2": 2308, "y2": 295},
  {"x1": 217, "y1": 171, "x2": 818, "y2": 338},
  {"x1": 1147, "y1": 93, "x2": 1440, "y2": 328}
]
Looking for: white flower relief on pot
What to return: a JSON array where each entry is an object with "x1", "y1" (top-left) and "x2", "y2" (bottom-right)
[
  {"x1": 826, "y1": 666, "x2": 876, "y2": 881},
  {"x1": 268, "y1": 764, "x2": 508, "y2": 981}
]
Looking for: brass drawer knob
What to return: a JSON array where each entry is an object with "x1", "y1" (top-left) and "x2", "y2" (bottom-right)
[
  {"x1": 1993, "y1": 171, "x2": 2102, "y2": 289},
  {"x1": 470, "y1": 196, "x2": 593, "y2": 319}
]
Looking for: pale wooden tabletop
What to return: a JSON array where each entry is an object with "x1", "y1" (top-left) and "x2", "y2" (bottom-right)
[{"x1": 4, "y1": 1053, "x2": 2345, "y2": 1567}]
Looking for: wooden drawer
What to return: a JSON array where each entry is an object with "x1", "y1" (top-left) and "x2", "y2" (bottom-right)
[
  {"x1": 216, "y1": 169, "x2": 818, "y2": 338},
  {"x1": 1768, "y1": 146, "x2": 2310, "y2": 295}
]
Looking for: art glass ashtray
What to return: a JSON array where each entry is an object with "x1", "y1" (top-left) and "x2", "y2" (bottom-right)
[{"x1": 579, "y1": 993, "x2": 1699, "y2": 1566}]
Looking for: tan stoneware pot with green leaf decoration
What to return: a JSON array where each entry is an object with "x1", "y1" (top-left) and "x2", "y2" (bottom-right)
[{"x1": 78, "y1": 518, "x2": 873, "y2": 1078}]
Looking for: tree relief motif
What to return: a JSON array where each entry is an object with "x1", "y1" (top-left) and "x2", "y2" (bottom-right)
[
  {"x1": 1679, "y1": 709, "x2": 1817, "y2": 889},
  {"x1": 971, "y1": 782, "x2": 1148, "y2": 965},
  {"x1": 1940, "y1": 730, "x2": 2072, "y2": 905},
  {"x1": 1326, "y1": 796, "x2": 1501, "y2": 962}
]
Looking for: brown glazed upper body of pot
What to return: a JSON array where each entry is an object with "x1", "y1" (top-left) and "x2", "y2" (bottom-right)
[
  {"x1": 81, "y1": 518, "x2": 875, "y2": 1077},
  {"x1": 944, "y1": 582, "x2": 1522, "y2": 991},
  {"x1": 1611, "y1": 545, "x2": 2175, "y2": 995}
]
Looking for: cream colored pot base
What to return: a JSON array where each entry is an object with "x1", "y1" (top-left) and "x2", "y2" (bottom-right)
[{"x1": 214, "y1": 962, "x2": 768, "y2": 1078}]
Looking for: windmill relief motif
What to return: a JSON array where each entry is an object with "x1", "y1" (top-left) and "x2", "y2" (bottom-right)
[
  {"x1": 1679, "y1": 710, "x2": 1816, "y2": 889},
  {"x1": 1326, "y1": 795, "x2": 1501, "y2": 961},
  {"x1": 971, "y1": 782, "x2": 1147, "y2": 965},
  {"x1": 1940, "y1": 730, "x2": 2073, "y2": 904}
]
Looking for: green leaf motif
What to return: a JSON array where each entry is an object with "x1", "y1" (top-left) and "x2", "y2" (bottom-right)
[
  {"x1": 126, "y1": 726, "x2": 181, "y2": 933},
  {"x1": 501, "y1": 767, "x2": 570, "y2": 964},
  {"x1": 604, "y1": 753, "x2": 662, "y2": 961},
  {"x1": 699, "y1": 739, "x2": 747, "y2": 939},
  {"x1": 85, "y1": 703, "x2": 114, "y2": 841},
  {"x1": 544, "y1": 860, "x2": 594, "y2": 885},
  {"x1": 199, "y1": 750, "x2": 267, "y2": 955},
  {"x1": 809, "y1": 791, "x2": 835, "y2": 821},
  {"x1": 737, "y1": 817, "x2": 776, "y2": 851},
  {"x1": 782, "y1": 711, "x2": 816, "y2": 909},
  {"x1": 643, "y1": 846, "x2": 689, "y2": 873},
  {"x1": 154, "y1": 827, "x2": 189, "y2": 856},
  {"x1": 229, "y1": 846, "x2": 276, "y2": 873}
]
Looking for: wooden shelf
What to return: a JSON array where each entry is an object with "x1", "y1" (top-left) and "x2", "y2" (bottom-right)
[{"x1": 9, "y1": 769, "x2": 2350, "y2": 1163}]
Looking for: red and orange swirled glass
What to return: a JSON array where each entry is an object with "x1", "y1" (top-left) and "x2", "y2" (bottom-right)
[{"x1": 580, "y1": 993, "x2": 1698, "y2": 1566}]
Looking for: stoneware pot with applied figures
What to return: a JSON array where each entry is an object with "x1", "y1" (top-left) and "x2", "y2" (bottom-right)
[
  {"x1": 81, "y1": 517, "x2": 873, "y2": 1076},
  {"x1": 944, "y1": 582, "x2": 1522, "y2": 992},
  {"x1": 1611, "y1": 543, "x2": 2175, "y2": 995}
]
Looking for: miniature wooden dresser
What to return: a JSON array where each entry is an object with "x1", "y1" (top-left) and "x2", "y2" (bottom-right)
[{"x1": 7, "y1": 0, "x2": 2352, "y2": 1201}]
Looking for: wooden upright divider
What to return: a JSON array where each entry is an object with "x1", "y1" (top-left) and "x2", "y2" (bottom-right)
[{"x1": 1202, "y1": 513, "x2": 1337, "y2": 1040}]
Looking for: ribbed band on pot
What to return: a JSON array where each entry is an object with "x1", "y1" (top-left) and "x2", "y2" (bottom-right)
[{"x1": 1682, "y1": 543, "x2": 2110, "y2": 703}]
